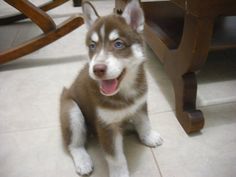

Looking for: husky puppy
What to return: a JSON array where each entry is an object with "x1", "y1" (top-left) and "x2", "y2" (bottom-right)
[{"x1": 60, "y1": 1, "x2": 163, "y2": 176}]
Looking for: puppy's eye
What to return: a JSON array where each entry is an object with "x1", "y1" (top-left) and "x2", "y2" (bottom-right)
[
  {"x1": 114, "y1": 39, "x2": 125, "y2": 49},
  {"x1": 89, "y1": 42, "x2": 96, "y2": 50}
]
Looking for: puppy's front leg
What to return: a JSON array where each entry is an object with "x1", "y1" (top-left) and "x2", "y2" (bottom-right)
[
  {"x1": 97, "y1": 124, "x2": 129, "y2": 177},
  {"x1": 133, "y1": 104, "x2": 163, "y2": 147}
]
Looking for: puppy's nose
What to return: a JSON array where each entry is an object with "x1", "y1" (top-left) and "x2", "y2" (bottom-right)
[{"x1": 93, "y1": 64, "x2": 107, "y2": 77}]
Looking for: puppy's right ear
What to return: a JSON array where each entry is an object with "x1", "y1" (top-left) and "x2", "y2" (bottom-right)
[{"x1": 82, "y1": 1, "x2": 99, "y2": 29}]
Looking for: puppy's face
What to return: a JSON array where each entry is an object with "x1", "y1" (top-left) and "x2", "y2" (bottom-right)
[{"x1": 82, "y1": 0, "x2": 145, "y2": 96}]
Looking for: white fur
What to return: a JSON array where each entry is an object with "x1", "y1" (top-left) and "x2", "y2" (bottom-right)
[
  {"x1": 132, "y1": 112, "x2": 163, "y2": 147},
  {"x1": 67, "y1": 101, "x2": 93, "y2": 175},
  {"x1": 109, "y1": 30, "x2": 119, "y2": 41},
  {"x1": 100, "y1": 24, "x2": 105, "y2": 41},
  {"x1": 88, "y1": 49, "x2": 106, "y2": 80},
  {"x1": 105, "y1": 54, "x2": 124, "y2": 79},
  {"x1": 122, "y1": 0, "x2": 144, "y2": 33},
  {"x1": 137, "y1": 25, "x2": 144, "y2": 33},
  {"x1": 91, "y1": 32, "x2": 99, "y2": 42},
  {"x1": 68, "y1": 102, "x2": 86, "y2": 147},
  {"x1": 97, "y1": 93, "x2": 147, "y2": 124},
  {"x1": 69, "y1": 147, "x2": 93, "y2": 175},
  {"x1": 89, "y1": 51, "x2": 124, "y2": 81},
  {"x1": 131, "y1": 44, "x2": 145, "y2": 61},
  {"x1": 119, "y1": 65, "x2": 142, "y2": 98},
  {"x1": 141, "y1": 130, "x2": 163, "y2": 147},
  {"x1": 106, "y1": 133, "x2": 129, "y2": 177}
]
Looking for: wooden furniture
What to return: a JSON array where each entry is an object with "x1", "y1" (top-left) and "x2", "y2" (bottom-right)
[
  {"x1": 115, "y1": 0, "x2": 236, "y2": 133},
  {"x1": 73, "y1": 0, "x2": 82, "y2": 7},
  {"x1": 0, "y1": 0, "x2": 84, "y2": 64}
]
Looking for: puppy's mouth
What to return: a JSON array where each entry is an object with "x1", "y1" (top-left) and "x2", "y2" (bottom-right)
[{"x1": 99, "y1": 69, "x2": 126, "y2": 96}]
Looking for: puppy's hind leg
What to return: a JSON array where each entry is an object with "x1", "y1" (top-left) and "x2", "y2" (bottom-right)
[{"x1": 60, "y1": 89, "x2": 93, "y2": 175}]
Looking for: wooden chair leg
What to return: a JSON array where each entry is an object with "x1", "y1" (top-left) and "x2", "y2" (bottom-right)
[
  {"x1": 164, "y1": 14, "x2": 214, "y2": 133},
  {"x1": 171, "y1": 72, "x2": 204, "y2": 133},
  {"x1": 73, "y1": 0, "x2": 82, "y2": 7},
  {"x1": 4, "y1": 0, "x2": 56, "y2": 33},
  {"x1": 0, "y1": 0, "x2": 69, "y2": 25},
  {"x1": 0, "y1": 16, "x2": 84, "y2": 64}
]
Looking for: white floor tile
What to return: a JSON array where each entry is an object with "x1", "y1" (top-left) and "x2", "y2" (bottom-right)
[
  {"x1": 146, "y1": 46, "x2": 175, "y2": 113},
  {"x1": 124, "y1": 135, "x2": 162, "y2": 177},
  {"x1": 0, "y1": 127, "x2": 77, "y2": 177},
  {"x1": 150, "y1": 103, "x2": 236, "y2": 177},
  {"x1": 0, "y1": 127, "x2": 161, "y2": 177},
  {"x1": 0, "y1": 59, "x2": 87, "y2": 133},
  {"x1": 0, "y1": 24, "x2": 19, "y2": 51},
  {"x1": 197, "y1": 51, "x2": 236, "y2": 106}
]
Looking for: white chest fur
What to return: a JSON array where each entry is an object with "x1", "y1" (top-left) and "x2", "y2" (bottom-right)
[{"x1": 96, "y1": 93, "x2": 147, "y2": 125}]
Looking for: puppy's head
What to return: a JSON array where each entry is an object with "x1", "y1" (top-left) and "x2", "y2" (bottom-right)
[{"x1": 82, "y1": 0, "x2": 145, "y2": 96}]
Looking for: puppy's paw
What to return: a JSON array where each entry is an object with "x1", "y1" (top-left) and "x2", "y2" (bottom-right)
[
  {"x1": 75, "y1": 157, "x2": 93, "y2": 176},
  {"x1": 70, "y1": 147, "x2": 94, "y2": 176},
  {"x1": 140, "y1": 130, "x2": 163, "y2": 147}
]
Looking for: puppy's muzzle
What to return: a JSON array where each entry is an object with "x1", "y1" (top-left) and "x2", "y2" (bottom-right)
[{"x1": 93, "y1": 64, "x2": 107, "y2": 78}]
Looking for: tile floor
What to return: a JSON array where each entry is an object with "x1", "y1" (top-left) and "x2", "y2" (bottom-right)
[{"x1": 0, "y1": 1, "x2": 236, "y2": 177}]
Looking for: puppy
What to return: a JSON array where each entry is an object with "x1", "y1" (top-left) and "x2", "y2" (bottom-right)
[{"x1": 60, "y1": 0, "x2": 163, "y2": 177}]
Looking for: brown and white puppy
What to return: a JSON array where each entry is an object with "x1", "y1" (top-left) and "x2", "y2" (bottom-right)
[{"x1": 60, "y1": 0, "x2": 163, "y2": 177}]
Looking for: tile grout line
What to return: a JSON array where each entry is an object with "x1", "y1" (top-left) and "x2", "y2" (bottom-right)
[
  {"x1": 150, "y1": 148, "x2": 164, "y2": 177},
  {"x1": 149, "y1": 100, "x2": 236, "y2": 115},
  {"x1": 198, "y1": 100, "x2": 236, "y2": 109},
  {"x1": 0, "y1": 124, "x2": 61, "y2": 135}
]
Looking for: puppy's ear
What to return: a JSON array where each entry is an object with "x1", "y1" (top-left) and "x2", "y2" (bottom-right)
[
  {"x1": 82, "y1": 1, "x2": 99, "y2": 29},
  {"x1": 122, "y1": 0, "x2": 145, "y2": 33}
]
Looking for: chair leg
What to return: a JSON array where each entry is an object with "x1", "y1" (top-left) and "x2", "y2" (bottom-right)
[
  {"x1": 0, "y1": 16, "x2": 84, "y2": 64},
  {"x1": 164, "y1": 14, "x2": 214, "y2": 133},
  {"x1": 0, "y1": 0, "x2": 69, "y2": 25},
  {"x1": 172, "y1": 72, "x2": 204, "y2": 133},
  {"x1": 5, "y1": 0, "x2": 56, "y2": 33},
  {"x1": 73, "y1": 0, "x2": 82, "y2": 7}
]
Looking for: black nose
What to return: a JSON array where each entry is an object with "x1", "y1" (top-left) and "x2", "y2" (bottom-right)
[{"x1": 93, "y1": 64, "x2": 107, "y2": 77}]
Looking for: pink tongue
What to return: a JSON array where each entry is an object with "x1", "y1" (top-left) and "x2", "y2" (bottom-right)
[{"x1": 100, "y1": 79, "x2": 118, "y2": 95}]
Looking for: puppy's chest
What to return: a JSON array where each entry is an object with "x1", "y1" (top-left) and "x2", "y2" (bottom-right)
[{"x1": 96, "y1": 93, "x2": 147, "y2": 125}]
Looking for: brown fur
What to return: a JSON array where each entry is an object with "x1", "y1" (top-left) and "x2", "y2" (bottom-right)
[
  {"x1": 86, "y1": 15, "x2": 144, "y2": 60},
  {"x1": 60, "y1": 1, "x2": 147, "y2": 158},
  {"x1": 60, "y1": 61, "x2": 147, "y2": 155}
]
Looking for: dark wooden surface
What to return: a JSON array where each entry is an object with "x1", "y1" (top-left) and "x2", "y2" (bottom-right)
[
  {"x1": 73, "y1": 0, "x2": 82, "y2": 7},
  {"x1": 0, "y1": 0, "x2": 84, "y2": 64},
  {"x1": 115, "y1": 0, "x2": 236, "y2": 133},
  {"x1": 171, "y1": 0, "x2": 236, "y2": 17}
]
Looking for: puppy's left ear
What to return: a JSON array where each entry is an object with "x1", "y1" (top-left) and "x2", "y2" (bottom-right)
[
  {"x1": 122, "y1": 0, "x2": 145, "y2": 33},
  {"x1": 82, "y1": 1, "x2": 99, "y2": 29}
]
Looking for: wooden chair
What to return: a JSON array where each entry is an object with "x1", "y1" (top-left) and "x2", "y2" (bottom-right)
[
  {"x1": 0, "y1": 0, "x2": 84, "y2": 64},
  {"x1": 73, "y1": 0, "x2": 82, "y2": 7},
  {"x1": 115, "y1": 0, "x2": 236, "y2": 133}
]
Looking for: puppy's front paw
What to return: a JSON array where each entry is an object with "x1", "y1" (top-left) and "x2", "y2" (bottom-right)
[
  {"x1": 75, "y1": 157, "x2": 93, "y2": 176},
  {"x1": 70, "y1": 147, "x2": 94, "y2": 176},
  {"x1": 140, "y1": 130, "x2": 163, "y2": 147}
]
